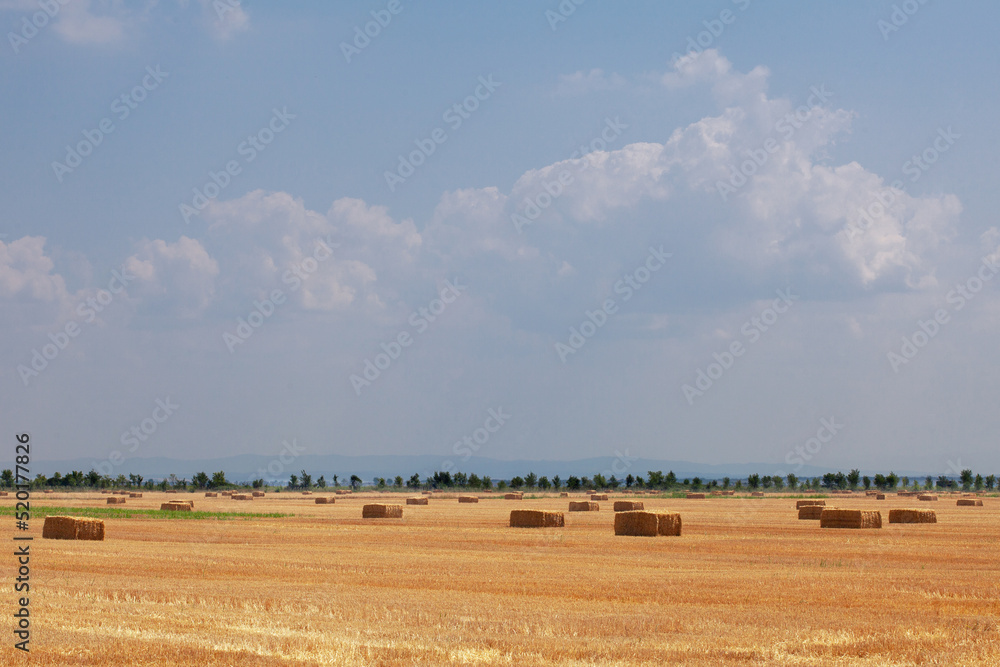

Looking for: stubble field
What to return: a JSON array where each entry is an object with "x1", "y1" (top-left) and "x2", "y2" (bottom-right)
[{"x1": 1, "y1": 491, "x2": 997, "y2": 666}]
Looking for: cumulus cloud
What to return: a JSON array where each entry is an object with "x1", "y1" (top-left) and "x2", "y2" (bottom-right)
[
  {"x1": 0, "y1": 236, "x2": 73, "y2": 303},
  {"x1": 123, "y1": 236, "x2": 220, "y2": 318}
]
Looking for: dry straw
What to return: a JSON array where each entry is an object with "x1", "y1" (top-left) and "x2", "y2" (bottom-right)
[
  {"x1": 106, "y1": 497, "x2": 125, "y2": 505},
  {"x1": 685, "y1": 493, "x2": 706, "y2": 499},
  {"x1": 129, "y1": 493, "x2": 142, "y2": 498},
  {"x1": 820, "y1": 509, "x2": 882, "y2": 529},
  {"x1": 614, "y1": 511, "x2": 682, "y2": 537},
  {"x1": 458, "y1": 496, "x2": 479, "y2": 503},
  {"x1": 252, "y1": 491, "x2": 265, "y2": 497},
  {"x1": 75, "y1": 518, "x2": 105, "y2": 541},
  {"x1": 160, "y1": 502, "x2": 193, "y2": 511},
  {"x1": 876, "y1": 494, "x2": 886, "y2": 500},
  {"x1": 918, "y1": 494, "x2": 938, "y2": 501},
  {"x1": 363, "y1": 504, "x2": 403, "y2": 518},
  {"x1": 406, "y1": 497, "x2": 428, "y2": 505},
  {"x1": 205, "y1": 492, "x2": 218, "y2": 497},
  {"x1": 568, "y1": 501, "x2": 599, "y2": 512},
  {"x1": 956, "y1": 499, "x2": 983, "y2": 507},
  {"x1": 336, "y1": 489, "x2": 352, "y2": 495},
  {"x1": 559, "y1": 492, "x2": 569, "y2": 497},
  {"x1": 504, "y1": 493, "x2": 523, "y2": 500},
  {"x1": 798, "y1": 506, "x2": 825, "y2": 520},
  {"x1": 42, "y1": 516, "x2": 78, "y2": 539},
  {"x1": 590, "y1": 494, "x2": 609, "y2": 501},
  {"x1": 315, "y1": 497, "x2": 335, "y2": 504},
  {"x1": 889, "y1": 508, "x2": 936, "y2": 523},
  {"x1": 301, "y1": 491, "x2": 312, "y2": 495},
  {"x1": 614, "y1": 501, "x2": 644, "y2": 511},
  {"x1": 751, "y1": 492, "x2": 765, "y2": 497},
  {"x1": 796, "y1": 500, "x2": 826, "y2": 509},
  {"x1": 509, "y1": 510, "x2": 565, "y2": 528},
  {"x1": 232, "y1": 494, "x2": 252, "y2": 500}
]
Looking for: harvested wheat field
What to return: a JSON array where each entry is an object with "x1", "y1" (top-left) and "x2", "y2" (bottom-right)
[{"x1": 1, "y1": 492, "x2": 998, "y2": 665}]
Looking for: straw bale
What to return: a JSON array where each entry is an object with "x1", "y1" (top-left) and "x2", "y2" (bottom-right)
[
  {"x1": 568, "y1": 501, "x2": 599, "y2": 511},
  {"x1": 798, "y1": 506, "x2": 825, "y2": 520},
  {"x1": 614, "y1": 500, "x2": 644, "y2": 511},
  {"x1": 106, "y1": 497, "x2": 125, "y2": 505},
  {"x1": 362, "y1": 504, "x2": 403, "y2": 518},
  {"x1": 685, "y1": 493, "x2": 706, "y2": 499},
  {"x1": 820, "y1": 509, "x2": 882, "y2": 529},
  {"x1": 590, "y1": 494, "x2": 609, "y2": 501},
  {"x1": 509, "y1": 509, "x2": 564, "y2": 527},
  {"x1": 889, "y1": 508, "x2": 937, "y2": 523},
  {"x1": 406, "y1": 497, "x2": 428, "y2": 505},
  {"x1": 614, "y1": 511, "x2": 682, "y2": 536},
  {"x1": 42, "y1": 516, "x2": 78, "y2": 539},
  {"x1": 796, "y1": 500, "x2": 826, "y2": 509},
  {"x1": 458, "y1": 496, "x2": 479, "y2": 503},
  {"x1": 956, "y1": 499, "x2": 983, "y2": 507},
  {"x1": 75, "y1": 518, "x2": 104, "y2": 541},
  {"x1": 918, "y1": 494, "x2": 938, "y2": 501}
]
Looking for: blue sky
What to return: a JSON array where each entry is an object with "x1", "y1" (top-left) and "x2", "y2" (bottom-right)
[{"x1": 2, "y1": 0, "x2": 999, "y2": 476}]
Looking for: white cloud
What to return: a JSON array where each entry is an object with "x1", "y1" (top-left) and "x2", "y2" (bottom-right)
[
  {"x1": 0, "y1": 236, "x2": 73, "y2": 303},
  {"x1": 52, "y1": 0, "x2": 128, "y2": 46},
  {"x1": 123, "y1": 236, "x2": 220, "y2": 318},
  {"x1": 197, "y1": 0, "x2": 249, "y2": 41}
]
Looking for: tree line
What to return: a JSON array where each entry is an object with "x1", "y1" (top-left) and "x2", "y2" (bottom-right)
[{"x1": 1, "y1": 467, "x2": 996, "y2": 493}]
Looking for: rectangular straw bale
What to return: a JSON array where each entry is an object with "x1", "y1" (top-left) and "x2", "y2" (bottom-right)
[
  {"x1": 559, "y1": 492, "x2": 569, "y2": 497},
  {"x1": 569, "y1": 501, "x2": 599, "y2": 511},
  {"x1": 165, "y1": 490, "x2": 178, "y2": 493},
  {"x1": 204, "y1": 492, "x2": 218, "y2": 497},
  {"x1": 918, "y1": 494, "x2": 938, "y2": 501},
  {"x1": 876, "y1": 494, "x2": 886, "y2": 500},
  {"x1": 820, "y1": 508, "x2": 882, "y2": 529},
  {"x1": 315, "y1": 497, "x2": 335, "y2": 504},
  {"x1": 889, "y1": 508, "x2": 937, "y2": 523},
  {"x1": 106, "y1": 497, "x2": 126, "y2": 505},
  {"x1": 509, "y1": 509, "x2": 564, "y2": 527},
  {"x1": 657, "y1": 512, "x2": 682, "y2": 536},
  {"x1": 100, "y1": 490, "x2": 110, "y2": 494},
  {"x1": 42, "y1": 516, "x2": 78, "y2": 539},
  {"x1": 751, "y1": 492, "x2": 765, "y2": 497},
  {"x1": 796, "y1": 500, "x2": 826, "y2": 509},
  {"x1": 956, "y1": 499, "x2": 983, "y2": 506},
  {"x1": 406, "y1": 497, "x2": 428, "y2": 505},
  {"x1": 252, "y1": 491, "x2": 265, "y2": 497},
  {"x1": 614, "y1": 511, "x2": 682, "y2": 536},
  {"x1": 504, "y1": 493, "x2": 523, "y2": 500},
  {"x1": 301, "y1": 491, "x2": 312, "y2": 495},
  {"x1": 685, "y1": 493, "x2": 706, "y2": 499},
  {"x1": 75, "y1": 518, "x2": 105, "y2": 541},
  {"x1": 129, "y1": 493, "x2": 142, "y2": 498},
  {"x1": 160, "y1": 502, "x2": 192, "y2": 511},
  {"x1": 798, "y1": 505, "x2": 825, "y2": 520},
  {"x1": 363, "y1": 503, "x2": 403, "y2": 518},
  {"x1": 614, "y1": 500, "x2": 644, "y2": 511},
  {"x1": 232, "y1": 494, "x2": 252, "y2": 500},
  {"x1": 590, "y1": 494, "x2": 609, "y2": 501},
  {"x1": 43, "y1": 489, "x2": 54, "y2": 494},
  {"x1": 458, "y1": 496, "x2": 479, "y2": 503}
]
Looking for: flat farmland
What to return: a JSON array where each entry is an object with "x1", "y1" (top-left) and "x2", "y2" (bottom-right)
[{"x1": 1, "y1": 492, "x2": 998, "y2": 665}]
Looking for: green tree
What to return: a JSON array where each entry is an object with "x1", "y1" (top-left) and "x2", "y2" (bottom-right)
[
  {"x1": 873, "y1": 473, "x2": 886, "y2": 490},
  {"x1": 407, "y1": 474, "x2": 421, "y2": 489},
  {"x1": 333, "y1": 474, "x2": 339, "y2": 487},
  {"x1": 625, "y1": 474, "x2": 634, "y2": 488},
  {"x1": 901, "y1": 476, "x2": 909, "y2": 488},
  {"x1": 609, "y1": 475, "x2": 620, "y2": 489},
  {"x1": 0, "y1": 469, "x2": 13, "y2": 487},
  {"x1": 525, "y1": 472, "x2": 538, "y2": 488},
  {"x1": 771, "y1": 475, "x2": 784, "y2": 490},
  {"x1": 300, "y1": 470, "x2": 312, "y2": 488},
  {"x1": 734, "y1": 480, "x2": 743, "y2": 490},
  {"x1": 509, "y1": 476, "x2": 524, "y2": 489},
  {"x1": 350, "y1": 474, "x2": 362, "y2": 489},
  {"x1": 481, "y1": 476, "x2": 492, "y2": 490},
  {"x1": 538, "y1": 476, "x2": 551, "y2": 490},
  {"x1": 690, "y1": 477, "x2": 702, "y2": 490},
  {"x1": 747, "y1": 474, "x2": 761, "y2": 489},
  {"x1": 191, "y1": 472, "x2": 209, "y2": 489},
  {"x1": 847, "y1": 469, "x2": 861, "y2": 489},
  {"x1": 665, "y1": 471, "x2": 677, "y2": 487},
  {"x1": 566, "y1": 476, "x2": 581, "y2": 490},
  {"x1": 985, "y1": 475, "x2": 996, "y2": 490},
  {"x1": 210, "y1": 471, "x2": 228, "y2": 488},
  {"x1": 377, "y1": 477, "x2": 386, "y2": 489},
  {"x1": 646, "y1": 471, "x2": 664, "y2": 488},
  {"x1": 497, "y1": 480, "x2": 507, "y2": 491},
  {"x1": 960, "y1": 469, "x2": 974, "y2": 491},
  {"x1": 886, "y1": 471, "x2": 899, "y2": 490},
  {"x1": 761, "y1": 475, "x2": 772, "y2": 489},
  {"x1": 551, "y1": 475, "x2": 561, "y2": 490},
  {"x1": 785, "y1": 474, "x2": 796, "y2": 490},
  {"x1": 317, "y1": 475, "x2": 326, "y2": 489},
  {"x1": 468, "y1": 473, "x2": 481, "y2": 488},
  {"x1": 394, "y1": 476, "x2": 403, "y2": 488},
  {"x1": 924, "y1": 475, "x2": 933, "y2": 490},
  {"x1": 862, "y1": 475, "x2": 871, "y2": 490},
  {"x1": 592, "y1": 473, "x2": 607, "y2": 489},
  {"x1": 974, "y1": 474, "x2": 983, "y2": 491},
  {"x1": 289, "y1": 474, "x2": 298, "y2": 488},
  {"x1": 251, "y1": 479, "x2": 264, "y2": 489},
  {"x1": 723, "y1": 476, "x2": 732, "y2": 489}
]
